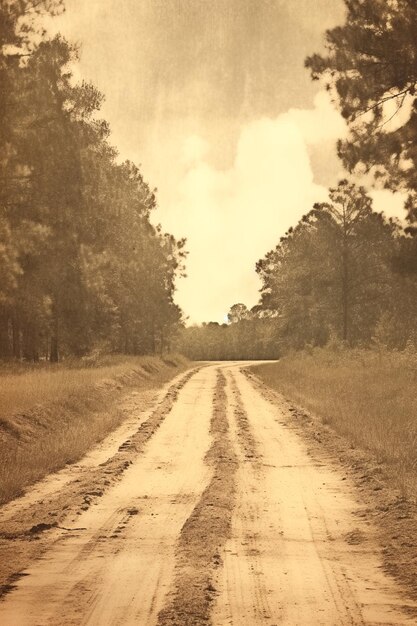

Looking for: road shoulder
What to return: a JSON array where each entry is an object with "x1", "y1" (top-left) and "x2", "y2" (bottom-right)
[{"x1": 247, "y1": 366, "x2": 417, "y2": 617}]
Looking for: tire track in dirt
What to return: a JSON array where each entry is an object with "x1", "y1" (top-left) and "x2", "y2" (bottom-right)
[
  {"x1": 157, "y1": 369, "x2": 238, "y2": 626},
  {"x1": 233, "y1": 366, "x2": 417, "y2": 624},
  {"x1": 0, "y1": 365, "x2": 215, "y2": 625},
  {"x1": 0, "y1": 367, "x2": 200, "y2": 598},
  {"x1": 228, "y1": 371, "x2": 259, "y2": 466},
  {"x1": 214, "y1": 369, "x2": 274, "y2": 625},
  {"x1": 245, "y1": 367, "x2": 417, "y2": 613}
]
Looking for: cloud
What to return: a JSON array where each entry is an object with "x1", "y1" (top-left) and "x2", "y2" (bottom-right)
[
  {"x1": 286, "y1": 91, "x2": 348, "y2": 144},
  {"x1": 381, "y1": 92, "x2": 414, "y2": 134},
  {"x1": 165, "y1": 92, "x2": 347, "y2": 324},
  {"x1": 182, "y1": 135, "x2": 210, "y2": 165},
  {"x1": 370, "y1": 189, "x2": 407, "y2": 221}
]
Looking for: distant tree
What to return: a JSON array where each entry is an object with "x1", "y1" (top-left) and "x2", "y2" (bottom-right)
[
  {"x1": 257, "y1": 183, "x2": 398, "y2": 347},
  {"x1": 257, "y1": 210, "x2": 338, "y2": 349},
  {"x1": 314, "y1": 180, "x2": 374, "y2": 342},
  {"x1": 176, "y1": 312, "x2": 281, "y2": 361},
  {"x1": 227, "y1": 303, "x2": 250, "y2": 324}
]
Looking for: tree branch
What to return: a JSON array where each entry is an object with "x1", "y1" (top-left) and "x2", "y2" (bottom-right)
[
  {"x1": 376, "y1": 92, "x2": 408, "y2": 131},
  {"x1": 352, "y1": 87, "x2": 412, "y2": 121}
]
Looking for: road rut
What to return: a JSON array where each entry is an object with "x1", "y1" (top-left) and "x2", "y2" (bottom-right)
[{"x1": 0, "y1": 362, "x2": 416, "y2": 625}]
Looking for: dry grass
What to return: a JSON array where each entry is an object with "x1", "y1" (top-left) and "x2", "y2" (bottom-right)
[
  {"x1": 0, "y1": 355, "x2": 171, "y2": 420},
  {"x1": 251, "y1": 348, "x2": 417, "y2": 497},
  {"x1": 0, "y1": 354, "x2": 189, "y2": 505}
]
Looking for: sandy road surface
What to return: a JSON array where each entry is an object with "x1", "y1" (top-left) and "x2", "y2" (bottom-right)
[{"x1": 0, "y1": 362, "x2": 416, "y2": 625}]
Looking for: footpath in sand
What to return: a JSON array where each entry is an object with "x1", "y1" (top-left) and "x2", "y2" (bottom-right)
[{"x1": 0, "y1": 362, "x2": 416, "y2": 625}]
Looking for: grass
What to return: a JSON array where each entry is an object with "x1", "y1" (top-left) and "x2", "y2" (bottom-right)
[
  {"x1": 0, "y1": 355, "x2": 165, "y2": 419},
  {"x1": 250, "y1": 347, "x2": 417, "y2": 498},
  {"x1": 0, "y1": 354, "x2": 190, "y2": 505}
]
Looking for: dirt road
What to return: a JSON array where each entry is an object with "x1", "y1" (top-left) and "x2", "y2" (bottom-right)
[{"x1": 0, "y1": 363, "x2": 416, "y2": 625}]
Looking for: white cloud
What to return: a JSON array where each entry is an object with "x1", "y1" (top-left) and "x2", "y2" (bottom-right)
[
  {"x1": 285, "y1": 91, "x2": 348, "y2": 144},
  {"x1": 181, "y1": 135, "x2": 210, "y2": 165},
  {"x1": 381, "y1": 92, "x2": 414, "y2": 133},
  {"x1": 166, "y1": 92, "x2": 347, "y2": 324},
  {"x1": 370, "y1": 189, "x2": 407, "y2": 221}
]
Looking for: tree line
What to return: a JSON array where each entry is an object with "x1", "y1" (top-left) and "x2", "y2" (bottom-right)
[
  {"x1": 177, "y1": 307, "x2": 281, "y2": 361},
  {"x1": 177, "y1": 0, "x2": 417, "y2": 360},
  {"x1": 0, "y1": 0, "x2": 185, "y2": 361}
]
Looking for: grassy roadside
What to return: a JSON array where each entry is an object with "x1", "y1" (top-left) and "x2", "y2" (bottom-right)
[
  {"x1": 250, "y1": 348, "x2": 417, "y2": 498},
  {"x1": 0, "y1": 354, "x2": 190, "y2": 505}
]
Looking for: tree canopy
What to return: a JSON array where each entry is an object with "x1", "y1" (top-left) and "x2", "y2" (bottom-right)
[
  {"x1": 178, "y1": 180, "x2": 415, "y2": 359},
  {"x1": 0, "y1": 0, "x2": 185, "y2": 360},
  {"x1": 305, "y1": 0, "x2": 417, "y2": 200}
]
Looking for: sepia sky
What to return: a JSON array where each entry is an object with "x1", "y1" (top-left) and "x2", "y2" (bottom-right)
[{"x1": 51, "y1": 0, "x2": 406, "y2": 323}]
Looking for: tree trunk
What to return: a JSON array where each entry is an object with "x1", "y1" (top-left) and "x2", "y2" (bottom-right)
[
  {"x1": 160, "y1": 328, "x2": 165, "y2": 356},
  {"x1": 341, "y1": 238, "x2": 349, "y2": 343},
  {"x1": 342, "y1": 269, "x2": 348, "y2": 342},
  {"x1": 50, "y1": 312, "x2": 59, "y2": 363},
  {"x1": 23, "y1": 322, "x2": 39, "y2": 362},
  {"x1": 151, "y1": 322, "x2": 156, "y2": 355},
  {"x1": 0, "y1": 311, "x2": 11, "y2": 358},
  {"x1": 12, "y1": 311, "x2": 21, "y2": 359}
]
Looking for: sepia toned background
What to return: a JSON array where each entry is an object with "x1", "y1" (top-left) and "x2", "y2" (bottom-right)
[{"x1": 2, "y1": 3, "x2": 417, "y2": 625}]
